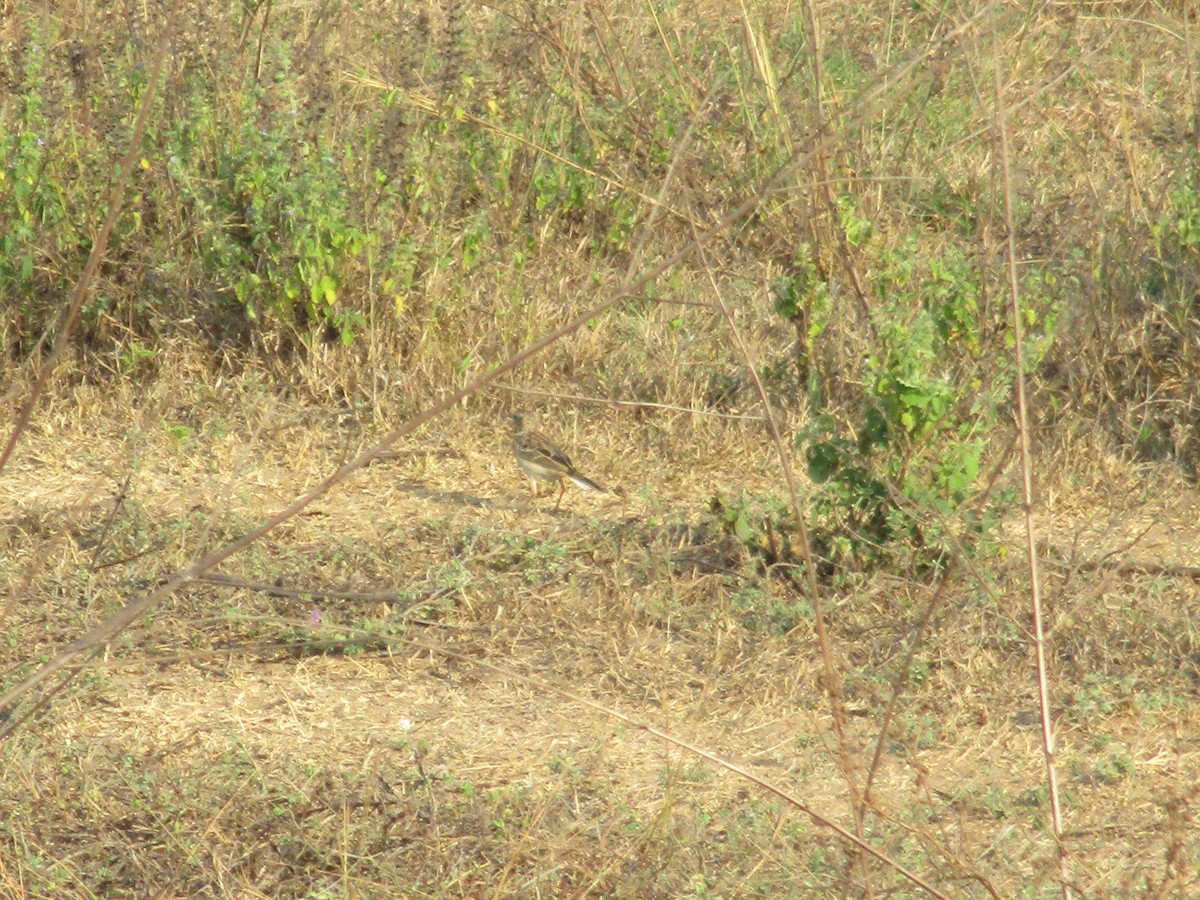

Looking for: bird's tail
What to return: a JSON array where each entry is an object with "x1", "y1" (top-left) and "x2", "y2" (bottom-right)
[{"x1": 568, "y1": 472, "x2": 605, "y2": 493}]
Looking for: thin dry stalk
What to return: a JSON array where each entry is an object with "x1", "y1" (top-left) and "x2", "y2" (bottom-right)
[
  {"x1": 860, "y1": 432, "x2": 1020, "y2": 825},
  {"x1": 88, "y1": 470, "x2": 135, "y2": 572},
  {"x1": 399, "y1": 635, "x2": 952, "y2": 900},
  {"x1": 785, "y1": 1, "x2": 873, "y2": 889},
  {"x1": 495, "y1": 381, "x2": 764, "y2": 420},
  {"x1": 691, "y1": 231, "x2": 875, "y2": 890},
  {"x1": 1190, "y1": 5, "x2": 1200, "y2": 156},
  {"x1": 796, "y1": 0, "x2": 877, "y2": 333},
  {"x1": 990, "y1": 8, "x2": 1070, "y2": 898},
  {"x1": 644, "y1": 0, "x2": 688, "y2": 108}
]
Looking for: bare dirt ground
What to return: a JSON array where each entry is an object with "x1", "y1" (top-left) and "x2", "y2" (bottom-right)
[{"x1": 3, "y1": 374, "x2": 1200, "y2": 897}]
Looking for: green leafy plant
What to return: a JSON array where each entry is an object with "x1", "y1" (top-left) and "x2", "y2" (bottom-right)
[
  {"x1": 764, "y1": 232, "x2": 1037, "y2": 575},
  {"x1": 167, "y1": 76, "x2": 367, "y2": 345},
  {"x1": 0, "y1": 38, "x2": 79, "y2": 354}
]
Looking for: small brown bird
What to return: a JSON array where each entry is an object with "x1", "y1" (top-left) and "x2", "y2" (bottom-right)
[{"x1": 510, "y1": 414, "x2": 605, "y2": 510}]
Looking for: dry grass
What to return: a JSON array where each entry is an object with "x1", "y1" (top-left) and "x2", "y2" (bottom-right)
[
  {"x1": 3, "y1": 1, "x2": 1200, "y2": 897},
  {"x1": 2, "y1": 348, "x2": 1199, "y2": 897}
]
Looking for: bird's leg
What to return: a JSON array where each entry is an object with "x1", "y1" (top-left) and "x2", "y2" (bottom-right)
[{"x1": 553, "y1": 480, "x2": 565, "y2": 511}]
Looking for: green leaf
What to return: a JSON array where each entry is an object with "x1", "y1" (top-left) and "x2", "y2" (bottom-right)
[
  {"x1": 806, "y1": 441, "x2": 841, "y2": 484},
  {"x1": 320, "y1": 273, "x2": 338, "y2": 306},
  {"x1": 734, "y1": 513, "x2": 755, "y2": 543}
]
